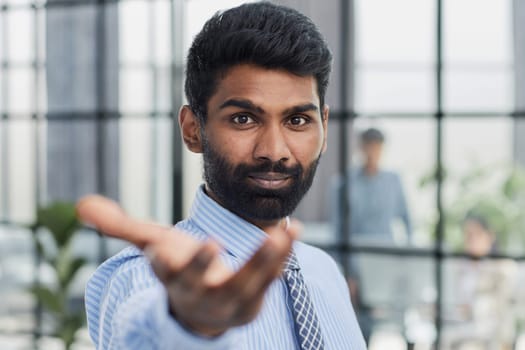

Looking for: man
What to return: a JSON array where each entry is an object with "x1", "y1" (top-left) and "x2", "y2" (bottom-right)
[
  {"x1": 79, "y1": 3, "x2": 365, "y2": 349},
  {"x1": 332, "y1": 128, "x2": 412, "y2": 244},
  {"x1": 442, "y1": 212, "x2": 517, "y2": 349},
  {"x1": 330, "y1": 127, "x2": 411, "y2": 343}
]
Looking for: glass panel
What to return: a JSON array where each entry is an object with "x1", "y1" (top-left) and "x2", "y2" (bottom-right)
[
  {"x1": 0, "y1": 120, "x2": 5, "y2": 218},
  {"x1": 155, "y1": 67, "x2": 171, "y2": 112},
  {"x1": 350, "y1": 254, "x2": 436, "y2": 348},
  {"x1": 119, "y1": 0, "x2": 149, "y2": 64},
  {"x1": 7, "y1": 120, "x2": 36, "y2": 223},
  {"x1": 355, "y1": 69, "x2": 435, "y2": 113},
  {"x1": 6, "y1": 8, "x2": 34, "y2": 63},
  {"x1": 37, "y1": 67, "x2": 47, "y2": 114},
  {"x1": 444, "y1": 0, "x2": 512, "y2": 64},
  {"x1": 0, "y1": 8, "x2": 3, "y2": 114},
  {"x1": 443, "y1": 117, "x2": 521, "y2": 255},
  {"x1": 154, "y1": 0, "x2": 171, "y2": 65},
  {"x1": 444, "y1": 69, "x2": 513, "y2": 112},
  {"x1": 0, "y1": 225, "x2": 36, "y2": 335},
  {"x1": 35, "y1": 7, "x2": 46, "y2": 113},
  {"x1": 4, "y1": 0, "x2": 34, "y2": 4},
  {"x1": 0, "y1": 70, "x2": 3, "y2": 113},
  {"x1": 355, "y1": 0, "x2": 435, "y2": 64},
  {"x1": 119, "y1": 117, "x2": 152, "y2": 219},
  {"x1": 151, "y1": 116, "x2": 173, "y2": 225},
  {"x1": 119, "y1": 68, "x2": 153, "y2": 113},
  {"x1": 37, "y1": 7, "x2": 46, "y2": 63},
  {"x1": 441, "y1": 257, "x2": 522, "y2": 349},
  {"x1": 7, "y1": 68, "x2": 34, "y2": 114}
]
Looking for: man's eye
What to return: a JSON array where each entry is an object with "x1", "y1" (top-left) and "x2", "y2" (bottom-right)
[
  {"x1": 289, "y1": 115, "x2": 309, "y2": 126},
  {"x1": 232, "y1": 114, "x2": 254, "y2": 124}
]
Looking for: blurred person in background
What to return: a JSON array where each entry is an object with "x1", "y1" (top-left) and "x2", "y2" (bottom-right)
[
  {"x1": 78, "y1": 2, "x2": 366, "y2": 350},
  {"x1": 331, "y1": 127, "x2": 412, "y2": 245},
  {"x1": 330, "y1": 127, "x2": 412, "y2": 344},
  {"x1": 443, "y1": 212, "x2": 517, "y2": 350}
]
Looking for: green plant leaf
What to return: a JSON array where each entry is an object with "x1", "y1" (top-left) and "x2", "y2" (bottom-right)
[
  {"x1": 503, "y1": 168, "x2": 525, "y2": 200},
  {"x1": 32, "y1": 236, "x2": 49, "y2": 261},
  {"x1": 58, "y1": 313, "x2": 86, "y2": 350},
  {"x1": 36, "y1": 202, "x2": 80, "y2": 247},
  {"x1": 29, "y1": 286, "x2": 63, "y2": 314},
  {"x1": 57, "y1": 250, "x2": 86, "y2": 290}
]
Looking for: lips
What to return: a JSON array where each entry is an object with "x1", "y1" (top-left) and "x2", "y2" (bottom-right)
[{"x1": 247, "y1": 172, "x2": 293, "y2": 190}]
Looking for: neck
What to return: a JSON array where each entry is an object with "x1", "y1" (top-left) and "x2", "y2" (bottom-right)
[
  {"x1": 364, "y1": 163, "x2": 378, "y2": 175},
  {"x1": 250, "y1": 217, "x2": 289, "y2": 233}
]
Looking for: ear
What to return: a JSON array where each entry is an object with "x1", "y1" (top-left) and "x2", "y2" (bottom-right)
[
  {"x1": 179, "y1": 105, "x2": 203, "y2": 153},
  {"x1": 321, "y1": 105, "x2": 330, "y2": 154}
]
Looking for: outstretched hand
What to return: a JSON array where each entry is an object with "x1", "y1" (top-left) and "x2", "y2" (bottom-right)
[{"x1": 76, "y1": 195, "x2": 299, "y2": 337}]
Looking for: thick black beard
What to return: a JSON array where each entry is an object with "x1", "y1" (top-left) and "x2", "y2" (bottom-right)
[{"x1": 202, "y1": 138, "x2": 321, "y2": 222}]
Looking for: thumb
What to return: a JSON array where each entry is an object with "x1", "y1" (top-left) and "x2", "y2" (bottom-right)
[{"x1": 286, "y1": 218, "x2": 302, "y2": 241}]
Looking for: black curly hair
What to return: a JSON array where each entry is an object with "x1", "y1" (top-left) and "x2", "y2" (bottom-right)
[{"x1": 184, "y1": 2, "x2": 332, "y2": 123}]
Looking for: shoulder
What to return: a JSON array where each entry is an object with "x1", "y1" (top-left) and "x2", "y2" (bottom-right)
[
  {"x1": 293, "y1": 241, "x2": 351, "y2": 299},
  {"x1": 380, "y1": 169, "x2": 399, "y2": 178},
  {"x1": 294, "y1": 241, "x2": 341, "y2": 274},
  {"x1": 380, "y1": 170, "x2": 403, "y2": 184},
  {"x1": 85, "y1": 245, "x2": 152, "y2": 344},
  {"x1": 92, "y1": 245, "x2": 145, "y2": 278},
  {"x1": 86, "y1": 246, "x2": 148, "y2": 297}
]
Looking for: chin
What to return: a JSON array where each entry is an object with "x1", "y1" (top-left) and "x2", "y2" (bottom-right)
[{"x1": 237, "y1": 197, "x2": 292, "y2": 222}]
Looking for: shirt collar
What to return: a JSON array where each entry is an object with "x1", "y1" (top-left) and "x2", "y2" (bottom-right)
[{"x1": 187, "y1": 185, "x2": 269, "y2": 263}]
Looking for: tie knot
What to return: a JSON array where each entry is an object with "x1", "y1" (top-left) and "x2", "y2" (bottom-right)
[{"x1": 284, "y1": 251, "x2": 300, "y2": 271}]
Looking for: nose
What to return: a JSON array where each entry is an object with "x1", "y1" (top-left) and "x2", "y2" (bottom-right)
[{"x1": 253, "y1": 123, "x2": 291, "y2": 163}]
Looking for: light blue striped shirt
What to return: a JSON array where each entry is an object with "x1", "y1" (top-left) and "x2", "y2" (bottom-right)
[{"x1": 85, "y1": 186, "x2": 366, "y2": 349}]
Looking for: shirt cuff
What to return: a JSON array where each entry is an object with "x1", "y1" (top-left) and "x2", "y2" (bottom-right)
[{"x1": 153, "y1": 287, "x2": 235, "y2": 350}]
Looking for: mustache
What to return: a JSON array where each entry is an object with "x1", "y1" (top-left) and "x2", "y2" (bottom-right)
[{"x1": 233, "y1": 160, "x2": 302, "y2": 178}]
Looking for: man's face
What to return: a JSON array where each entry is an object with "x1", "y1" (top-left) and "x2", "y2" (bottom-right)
[
  {"x1": 195, "y1": 64, "x2": 328, "y2": 223},
  {"x1": 361, "y1": 141, "x2": 383, "y2": 168},
  {"x1": 463, "y1": 219, "x2": 494, "y2": 257}
]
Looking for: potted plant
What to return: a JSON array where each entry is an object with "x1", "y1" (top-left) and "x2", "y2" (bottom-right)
[{"x1": 29, "y1": 202, "x2": 87, "y2": 350}]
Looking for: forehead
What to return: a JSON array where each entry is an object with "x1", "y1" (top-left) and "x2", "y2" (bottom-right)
[
  {"x1": 464, "y1": 220, "x2": 489, "y2": 234},
  {"x1": 361, "y1": 141, "x2": 383, "y2": 148},
  {"x1": 207, "y1": 64, "x2": 320, "y2": 111}
]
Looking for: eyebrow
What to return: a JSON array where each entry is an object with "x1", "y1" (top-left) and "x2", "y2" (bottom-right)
[
  {"x1": 282, "y1": 103, "x2": 319, "y2": 115},
  {"x1": 219, "y1": 99, "x2": 264, "y2": 114},
  {"x1": 219, "y1": 98, "x2": 319, "y2": 115}
]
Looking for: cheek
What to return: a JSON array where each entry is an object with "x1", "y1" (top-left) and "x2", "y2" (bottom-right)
[
  {"x1": 206, "y1": 131, "x2": 254, "y2": 162},
  {"x1": 289, "y1": 132, "x2": 324, "y2": 162}
]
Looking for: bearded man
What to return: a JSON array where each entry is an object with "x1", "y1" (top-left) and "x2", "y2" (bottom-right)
[{"x1": 79, "y1": 2, "x2": 366, "y2": 349}]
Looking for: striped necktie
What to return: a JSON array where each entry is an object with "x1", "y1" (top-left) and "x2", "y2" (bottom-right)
[{"x1": 283, "y1": 252, "x2": 325, "y2": 350}]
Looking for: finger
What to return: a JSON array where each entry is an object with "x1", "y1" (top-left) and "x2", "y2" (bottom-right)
[
  {"x1": 218, "y1": 223, "x2": 294, "y2": 300},
  {"x1": 226, "y1": 221, "x2": 303, "y2": 325},
  {"x1": 214, "y1": 239, "x2": 291, "y2": 325},
  {"x1": 286, "y1": 218, "x2": 302, "y2": 241},
  {"x1": 232, "y1": 279, "x2": 271, "y2": 325},
  {"x1": 76, "y1": 195, "x2": 126, "y2": 232},
  {"x1": 166, "y1": 242, "x2": 219, "y2": 289},
  {"x1": 146, "y1": 234, "x2": 231, "y2": 286},
  {"x1": 76, "y1": 194, "x2": 171, "y2": 248}
]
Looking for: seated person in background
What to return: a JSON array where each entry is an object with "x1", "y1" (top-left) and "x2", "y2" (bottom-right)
[
  {"x1": 443, "y1": 212, "x2": 518, "y2": 350},
  {"x1": 463, "y1": 213, "x2": 497, "y2": 258},
  {"x1": 331, "y1": 127, "x2": 412, "y2": 245}
]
